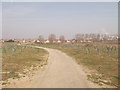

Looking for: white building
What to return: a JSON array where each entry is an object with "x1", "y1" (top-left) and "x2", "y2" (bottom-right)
[
  {"x1": 45, "y1": 40, "x2": 50, "y2": 44},
  {"x1": 66, "y1": 40, "x2": 70, "y2": 43},
  {"x1": 57, "y1": 40, "x2": 61, "y2": 43}
]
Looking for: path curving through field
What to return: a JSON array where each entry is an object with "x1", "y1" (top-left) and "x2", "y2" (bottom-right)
[{"x1": 4, "y1": 47, "x2": 100, "y2": 88}]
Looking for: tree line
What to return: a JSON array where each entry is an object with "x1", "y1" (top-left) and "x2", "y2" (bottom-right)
[
  {"x1": 38, "y1": 34, "x2": 65, "y2": 43},
  {"x1": 38, "y1": 33, "x2": 118, "y2": 43}
]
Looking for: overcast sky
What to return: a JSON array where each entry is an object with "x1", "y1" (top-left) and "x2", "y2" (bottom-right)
[{"x1": 2, "y1": 2, "x2": 118, "y2": 39}]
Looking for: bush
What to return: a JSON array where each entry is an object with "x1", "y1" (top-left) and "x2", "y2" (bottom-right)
[{"x1": 5, "y1": 40, "x2": 15, "y2": 42}]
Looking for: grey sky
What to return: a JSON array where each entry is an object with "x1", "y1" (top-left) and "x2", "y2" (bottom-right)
[{"x1": 2, "y1": 2, "x2": 118, "y2": 39}]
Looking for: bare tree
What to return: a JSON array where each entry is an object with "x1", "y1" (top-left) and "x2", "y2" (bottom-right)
[
  {"x1": 97, "y1": 33, "x2": 101, "y2": 41},
  {"x1": 48, "y1": 34, "x2": 56, "y2": 43},
  {"x1": 59, "y1": 35, "x2": 65, "y2": 43},
  {"x1": 85, "y1": 34, "x2": 89, "y2": 40},
  {"x1": 35, "y1": 35, "x2": 44, "y2": 44},
  {"x1": 75, "y1": 34, "x2": 82, "y2": 42},
  {"x1": 91, "y1": 34, "x2": 97, "y2": 41},
  {"x1": 38, "y1": 35, "x2": 44, "y2": 41}
]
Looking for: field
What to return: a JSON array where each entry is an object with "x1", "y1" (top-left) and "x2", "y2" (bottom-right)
[
  {"x1": 2, "y1": 42, "x2": 48, "y2": 83},
  {"x1": 37, "y1": 42, "x2": 119, "y2": 87}
]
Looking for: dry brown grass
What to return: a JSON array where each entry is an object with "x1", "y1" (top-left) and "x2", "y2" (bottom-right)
[
  {"x1": 2, "y1": 42, "x2": 48, "y2": 81},
  {"x1": 38, "y1": 42, "x2": 118, "y2": 87}
]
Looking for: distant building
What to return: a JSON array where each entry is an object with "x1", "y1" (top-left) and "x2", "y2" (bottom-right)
[
  {"x1": 66, "y1": 40, "x2": 70, "y2": 43},
  {"x1": 36, "y1": 40, "x2": 40, "y2": 43},
  {"x1": 0, "y1": 40, "x2": 4, "y2": 42},
  {"x1": 44, "y1": 40, "x2": 50, "y2": 44},
  {"x1": 71, "y1": 39, "x2": 76, "y2": 43},
  {"x1": 57, "y1": 40, "x2": 61, "y2": 43},
  {"x1": 23, "y1": 40, "x2": 26, "y2": 43}
]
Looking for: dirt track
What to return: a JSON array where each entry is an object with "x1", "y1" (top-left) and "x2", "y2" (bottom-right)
[{"x1": 4, "y1": 47, "x2": 100, "y2": 88}]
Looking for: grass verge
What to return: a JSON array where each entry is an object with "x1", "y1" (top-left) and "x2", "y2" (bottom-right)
[
  {"x1": 36, "y1": 42, "x2": 118, "y2": 87},
  {"x1": 2, "y1": 42, "x2": 48, "y2": 81}
]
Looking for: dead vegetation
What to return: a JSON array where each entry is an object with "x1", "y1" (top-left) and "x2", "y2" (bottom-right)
[
  {"x1": 37, "y1": 41, "x2": 118, "y2": 87},
  {"x1": 2, "y1": 42, "x2": 48, "y2": 85}
]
